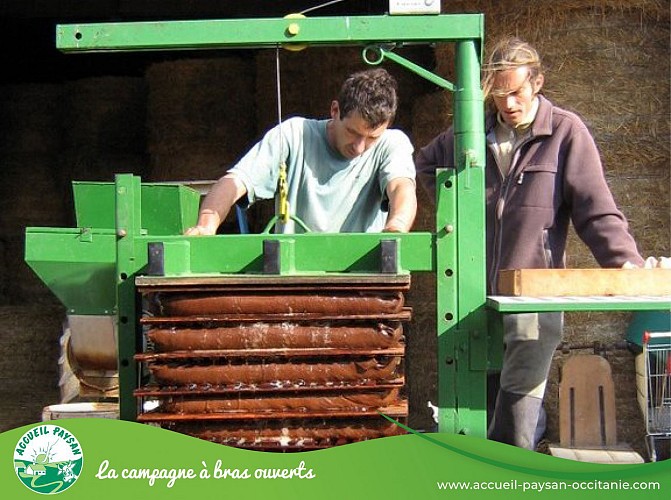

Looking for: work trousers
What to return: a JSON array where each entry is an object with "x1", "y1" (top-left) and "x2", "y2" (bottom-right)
[{"x1": 488, "y1": 312, "x2": 563, "y2": 449}]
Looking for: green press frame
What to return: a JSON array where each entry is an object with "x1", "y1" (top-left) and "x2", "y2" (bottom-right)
[
  {"x1": 41, "y1": 13, "x2": 671, "y2": 439},
  {"x1": 52, "y1": 14, "x2": 485, "y2": 435}
]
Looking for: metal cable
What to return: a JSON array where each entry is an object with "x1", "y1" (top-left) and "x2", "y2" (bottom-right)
[
  {"x1": 300, "y1": 0, "x2": 347, "y2": 15},
  {"x1": 275, "y1": 46, "x2": 289, "y2": 223}
]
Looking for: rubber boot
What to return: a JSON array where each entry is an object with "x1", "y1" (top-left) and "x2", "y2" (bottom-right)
[{"x1": 488, "y1": 389, "x2": 543, "y2": 450}]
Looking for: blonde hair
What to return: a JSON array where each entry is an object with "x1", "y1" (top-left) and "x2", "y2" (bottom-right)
[{"x1": 482, "y1": 37, "x2": 543, "y2": 103}]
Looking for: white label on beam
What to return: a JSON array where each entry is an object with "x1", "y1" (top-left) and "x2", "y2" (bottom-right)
[{"x1": 389, "y1": 0, "x2": 441, "y2": 15}]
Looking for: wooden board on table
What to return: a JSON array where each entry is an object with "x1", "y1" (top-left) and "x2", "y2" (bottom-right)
[{"x1": 498, "y1": 268, "x2": 671, "y2": 297}]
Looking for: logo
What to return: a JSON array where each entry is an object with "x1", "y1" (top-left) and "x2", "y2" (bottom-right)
[{"x1": 13, "y1": 424, "x2": 83, "y2": 494}]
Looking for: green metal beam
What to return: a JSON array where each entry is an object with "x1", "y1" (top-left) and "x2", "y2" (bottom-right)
[
  {"x1": 138, "y1": 232, "x2": 435, "y2": 276},
  {"x1": 364, "y1": 46, "x2": 456, "y2": 91},
  {"x1": 437, "y1": 39, "x2": 487, "y2": 437},
  {"x1": 56, "y1": 14, "x2": 484, "y2": 52},
  {"x1": 488, "y1": 296, "x2": 671, "y2": 313},
  {"x1": 115, "y1": 174, "x2": 143, "y2": 421},
  {"x1": 435, "y1": 169, "x2": 459, "y2": 432}
]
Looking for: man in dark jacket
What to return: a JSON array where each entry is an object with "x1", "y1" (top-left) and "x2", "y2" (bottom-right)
[{"x1": 415, "y1": 37, "x2": 644, "y2": 449}]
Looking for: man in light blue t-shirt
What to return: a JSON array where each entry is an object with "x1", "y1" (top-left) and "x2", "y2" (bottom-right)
[{"x1": 186, "y1": 68, "x2": 416, "y2": 235}]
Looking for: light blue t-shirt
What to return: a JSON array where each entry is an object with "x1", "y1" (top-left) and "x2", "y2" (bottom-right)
[{"x1": 229, "y1": 117, "x2": 415, "y2": 233}]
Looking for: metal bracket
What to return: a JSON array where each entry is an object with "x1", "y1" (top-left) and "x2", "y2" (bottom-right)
[
  {"x1": 363, "y1": 44, "x2": 456, "y2": 91},
  {"x1": 147, "y1": 242, "x2": 165, "y2": 276},
  {"x1": 263, "y1": 239, "x2": 297, "y2": 275},
  {"x1": 380, "y1": 239, "x2": 400, "y2": 274},
  {"x1": 78, "y1": 227, "x2": 93, "y2": 243},
  {"x1": 263, "y1": 240, "x2": 281, "y2": 274}
]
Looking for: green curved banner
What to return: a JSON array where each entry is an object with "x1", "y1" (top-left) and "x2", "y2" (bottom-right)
[{"x1": 2, "y1": 418, "x2": 669, "y2": 499}]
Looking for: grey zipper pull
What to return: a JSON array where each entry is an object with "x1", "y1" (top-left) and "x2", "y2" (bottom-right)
[{"x1": 517, "y1": 172, "x2": 525, "y2": 184}]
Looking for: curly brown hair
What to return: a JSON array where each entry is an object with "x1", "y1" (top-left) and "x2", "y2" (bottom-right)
[{"x1": 337, "y1": 68, "x2": 398, "y2": 128}]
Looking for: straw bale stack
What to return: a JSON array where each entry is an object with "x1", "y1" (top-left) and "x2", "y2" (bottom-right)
[
  {"x1": 0, "y1": 84, "x2": 66, "y2": 231},
  {"x1": 254, "y1": 47, "x2": 364, "y2": 133},
  {"x1": 255, "y1": 45, "x2": 434, "y2": 143},
  {"x1": 61, "y1": 77, "x2": 147, "y2": 158},
  {"x1": 57, "y1": 77, "x2": 148, "y2": 225},
  {"x1": 59, "y1": 77, "x2": 148, "y2": 180},
  {"x1": 0, "y1": 84, "x2": 69, "y2": 303},
  {"x1": 0, "y1": 154, "x2": 66, "y2": 231},
  {"x1": 3, "y1": 234, "x2": 63, "y2": 305},
  {"x1": 146, "y1": 56, "x2": 256, "y2": 182},
  {"x1": 0, "y1": 84, "x2": 62, "y2": 156},
  {"x1": 0, "y1": 304, "x2": 64, "y2": 432}
]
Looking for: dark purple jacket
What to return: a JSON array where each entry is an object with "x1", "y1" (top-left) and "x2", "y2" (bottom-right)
[{"x1": 416, "y1": 95, "x2": 643, "y2": 293}]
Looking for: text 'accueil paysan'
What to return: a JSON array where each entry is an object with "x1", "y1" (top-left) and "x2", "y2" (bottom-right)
[{"x1": 13, "y1": 424, "x2": 84, "y2": 494}]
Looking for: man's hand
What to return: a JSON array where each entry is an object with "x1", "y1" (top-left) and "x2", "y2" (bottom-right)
[
  {"x1": 622, "y1": 256, "x2": 671, "y2": 269},
  {"x1": 184, "y1": 209, "x2": 221, "y2": 236},
  {"x1": 184, "y1": 174, "x2": 247, "y2": 236},
  {"x1": 185, "y1": 225, "x2": 216, "y2": 236},
  {"x1": 383, "y1": 219, "x2": 410, "y2": 233}
]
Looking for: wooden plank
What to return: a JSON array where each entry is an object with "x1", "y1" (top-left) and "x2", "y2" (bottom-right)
[
  {"x1": 135, "y1": 347, "x2": 406, "y2": 361},
  {"x1": 136, "y1": 273, "x2": 411, "y2": 288},
  {"x1": 140, "y1": 308, "x2": 413, "y2": 323},
  {"x1": 549, "y1": 446, "x2": 644, "y2": 464},
  {"x1": 137, "y1": 403, "x2": 408, "y2": 421},
  {"x1": 498, "y1": 268, "x2": 671, "y2": 297}
]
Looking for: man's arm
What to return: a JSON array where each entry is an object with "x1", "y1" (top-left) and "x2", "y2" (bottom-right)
[
  {"x1": 383, "y1": 177, "x2": 417, "y2": 233},
  {"x1": 415, "y1": 128, "x2": 455, "y2": 205},
  {"x1": 185, "y1": 174, "x2": 247, "y2": 235}
]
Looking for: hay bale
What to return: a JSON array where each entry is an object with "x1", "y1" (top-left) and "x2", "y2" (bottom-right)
[
  {"x1": 0, "y1": 304, "x2": 64, "y2": 431},
  {"x1": 0, "y1": 239, "x2": 7, "y2": 304},
  {"x1": 412, "y1": 91, "x2": 453, "y2": 163},
  {"x1": 60, "y1": 77, "x2": 148, "y2": 181},
  {"x1": 0, "y1": 84, "x2": 63, "y2": 155},
  {"x1": 3, "y1": 234, "x2": 61, "y2": 305},
  {"x1": 146, "y1": 57, "x2": 256, "y2": 181},
  {"x1": 255, "y1": 45, "x2": 434, "y2": 141},
  {"x1": 55, "y1": 77, "x2": 149, "y2": 221},
  {"x1": 62, "y1": 77, "x2": 147, "y2": 155},
  {"x1": 0, "y1": 154, "x2": 67, "y2": 232},
  {"x1": 254, "y1": 47, "x2": 363, "y2": 134}
]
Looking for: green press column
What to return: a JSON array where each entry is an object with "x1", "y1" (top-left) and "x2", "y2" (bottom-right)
[
  {"x1": 437, "y1": 39, "x2": 487, "y2": 435},
  {"x1": 115, "y1": 174, "x2": 143, "y2": 421}
]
